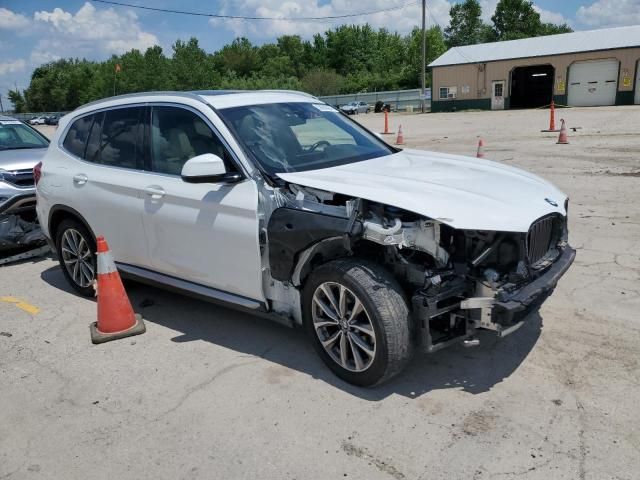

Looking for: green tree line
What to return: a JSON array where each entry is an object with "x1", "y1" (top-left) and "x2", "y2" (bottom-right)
[{"x1": 9, "y1": 0, "x2": 571, "y2": 113}]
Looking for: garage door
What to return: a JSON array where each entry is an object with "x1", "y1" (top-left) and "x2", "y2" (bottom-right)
[{"x1": 568, "y1": 59, "x2": 619, "y2": 107}]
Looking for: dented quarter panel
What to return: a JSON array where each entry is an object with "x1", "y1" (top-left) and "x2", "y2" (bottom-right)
[{"x1": 277, "y1": 148, "x2": 567, "y2": 232}]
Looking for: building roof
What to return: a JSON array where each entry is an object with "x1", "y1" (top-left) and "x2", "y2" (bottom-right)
[{"x1": 429, "y1": 25, "x2": 640, "y2": 68}]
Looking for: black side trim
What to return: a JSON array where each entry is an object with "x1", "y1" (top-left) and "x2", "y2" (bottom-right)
[{"x1": 267, "y1": 207, "x2": 362, "y2": 281}]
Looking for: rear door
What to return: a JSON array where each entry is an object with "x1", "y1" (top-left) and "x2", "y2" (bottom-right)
[
  {"x1": 60, "y1": 106, "x2": 150, "y2": 267},
  {"x1": 491, "y1": 81, "x2": 505, "y2": 110},
  {"x1": 140, "y1": 104, "x2": 264, "y2": 301}
]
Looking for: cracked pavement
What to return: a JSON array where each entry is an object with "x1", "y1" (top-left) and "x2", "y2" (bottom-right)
[{"x1": 1, "y1": 107, "x2": 639, "y2": 479}]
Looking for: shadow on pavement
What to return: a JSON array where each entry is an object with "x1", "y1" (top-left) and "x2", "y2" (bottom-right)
[{"x1": 40, "y1": 265, "x2": 542, "y2": 400}]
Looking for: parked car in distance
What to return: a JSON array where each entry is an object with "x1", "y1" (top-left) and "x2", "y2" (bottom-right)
[
  {"x1": 36, "y1": 90, "x2": 575, "y2": 386},
  {"x1": 29, "y1": 116, "x2": 47, "y2": 125},
  {"x1": 340, "y1": 101, "x2": 370, "y2": 115},
  {"x1": 45, "y1": 115, "x2": 60, "y2": 126}
]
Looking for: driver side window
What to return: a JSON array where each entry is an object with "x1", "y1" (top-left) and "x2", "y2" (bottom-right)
[{"x1": 150, "y1": 106, "x2": 234, "y2": 176}]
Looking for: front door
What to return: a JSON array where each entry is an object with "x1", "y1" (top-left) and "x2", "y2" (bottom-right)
[
  {"x1": 491, "y1": 81, "x2": 506, "y2": 110},
  {"x1": 140, "y1": 105, "x2": 264, "y2": 302}
]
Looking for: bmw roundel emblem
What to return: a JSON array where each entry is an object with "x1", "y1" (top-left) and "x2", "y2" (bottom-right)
[{"x1": 545, "y1": 198, "x2": 558, "y2": 207}]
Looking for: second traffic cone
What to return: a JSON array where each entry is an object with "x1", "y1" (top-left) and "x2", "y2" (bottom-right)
[
  {"x1": 395, "y1": 124, "x2": 404, "y2": 145},
  {"x1": 90, "y1": 236, "x2": 145, "y2": 344},
  {"x1": 476, "y1": 138, "x2": 485, "y2": 158},
  {"x1": 557, "y1": 118, "x2": 569, "y2": 144}
]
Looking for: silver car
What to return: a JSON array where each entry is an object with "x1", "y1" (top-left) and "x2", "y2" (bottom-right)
[
  {"x1": 339, "y1": 101, "x2": 370, "y2": 115},
  {"x1": 0, "y1": 116, "x2": 49, "y2": 250}
]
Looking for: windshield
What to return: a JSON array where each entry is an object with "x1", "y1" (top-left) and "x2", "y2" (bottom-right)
[
  {"x1": 218, "y1": 102, "x2": 393, "y2": 176},
  {"x1": 0, "y1": 122, "x2": 49, "y2": 150}
]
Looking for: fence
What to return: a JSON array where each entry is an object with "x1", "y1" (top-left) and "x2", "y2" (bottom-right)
[{"x1": 319, "y1": 88, "x2": 431, "y2": 112}]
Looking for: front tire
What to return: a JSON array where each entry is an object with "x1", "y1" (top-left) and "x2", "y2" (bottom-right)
[
  {"x1": 303, "y1": 259, "x2": 412, "y2": 387},
  {"x1": 55, "y1": 218, "x2": 96, "y2": 297}
]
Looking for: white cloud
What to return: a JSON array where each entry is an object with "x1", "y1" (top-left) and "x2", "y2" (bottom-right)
[
  {"x1": 31, "y1": 2, "x2": 159, "y2": 63},
  {"x1": 480, "y1": 0, "x2": 498, "y2": 22},
  {"x1": 0, "y1": 59, "x2": 26, "y2": 76},
  {"x1": 576, "y1": 0, "x2": 640, "y2": 28},
  {"x1": 0, "y1": 7, "x2": 30, "y2": 29},
  {"x1": 209, "y1": 0, "x2": 453, "y2": 40},
  {"x1": 533, "y1": 6, "x2": 569, "y2": 25}
]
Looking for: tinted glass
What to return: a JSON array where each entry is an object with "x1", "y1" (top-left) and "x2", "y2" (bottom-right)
[
  {"x1": 150, "y1": 106, "x2": 230, "y2": 176},
  {"x1": 63, "y1": 115, "x2": 93, "y2": 158},
  {"x1": 84, "y1": 112, "x2": 104, "y2": 163},
  {"x1": 218, "y1": 102, "x2": 393, "y2": 176},
  {"x1": 99, "y1": 107, "x2": 142, "y2": 169}
]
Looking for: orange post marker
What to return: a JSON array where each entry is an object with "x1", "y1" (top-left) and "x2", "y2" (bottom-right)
[
  {"x1": 381, "y1": 110, "x2": 391, "y2": 134},
  {"x1": 90, "y1": 236, "x2": 145, "y2": 344},
  {"x1": 542, "y1": 100, "x2": 560, "y2": 132}
]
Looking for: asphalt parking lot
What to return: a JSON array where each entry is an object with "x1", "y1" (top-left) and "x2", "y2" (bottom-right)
[{"x1": 2, "y1": 106, "x2": 639, "y2": 479}]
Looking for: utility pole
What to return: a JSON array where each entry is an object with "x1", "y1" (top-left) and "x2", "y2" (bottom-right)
[
  {"x1": 0, "y1": 93, "x2": 4, "y2": 114},
  {"x1": 421, "y1": 0, "x2": 426, "y2": 113}
]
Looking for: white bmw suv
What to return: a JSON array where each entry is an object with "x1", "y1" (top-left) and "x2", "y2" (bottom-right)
[{"x1": 36, "y1": 90, "x2": 575, "y2": 386}]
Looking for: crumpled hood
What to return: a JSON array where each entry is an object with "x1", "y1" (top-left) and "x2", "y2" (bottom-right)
[
  {"x1": 278, "y1": 149, "x2": 567, "y2": 232},
  {"x1": 0, "y1": 147, "x2": 47, "y2": 171}
]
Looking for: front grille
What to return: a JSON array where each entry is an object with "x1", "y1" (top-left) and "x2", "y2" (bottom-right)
[
  {"x1": 1, "y1": 168, "x2": 34, "y2": 188},
  {"x1": 527, "y1": 216, "x2": 556, "y2": 264}
]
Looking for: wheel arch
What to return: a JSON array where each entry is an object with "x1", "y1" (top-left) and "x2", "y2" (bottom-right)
[{"x1": 48, "y1": 205, "x2": 96, "y2": 246}]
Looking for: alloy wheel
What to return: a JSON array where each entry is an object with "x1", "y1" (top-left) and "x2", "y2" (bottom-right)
[
  {"x1": 312, "y1": 282, "x2": 376, "y2": 372},
  {"x1": 60, "y1": 228, "x2": 95, "y2": 288}
]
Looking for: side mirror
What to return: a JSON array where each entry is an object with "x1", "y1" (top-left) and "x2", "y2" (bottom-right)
[{"x1": 180, "y1": 153, "x2": 243, "y2": 184}]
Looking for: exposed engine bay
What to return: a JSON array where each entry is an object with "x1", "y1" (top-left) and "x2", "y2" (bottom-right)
[{"x1": 262, "y1": 182, "x2": 574, "y2": 352}]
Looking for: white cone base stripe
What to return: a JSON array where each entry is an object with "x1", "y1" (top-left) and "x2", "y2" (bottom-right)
[{"x1": 97, "y1": 250, "x2": 117, "y2": 274}]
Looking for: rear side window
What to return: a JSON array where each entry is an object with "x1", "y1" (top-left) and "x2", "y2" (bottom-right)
[
  {"x1": 98, "y1": 107, "x2": 143, "y2": 169},
  {"x1": 63, "y1": 115, "x2": 93, "y2": 158},
  {"x1": 84, "y1": 112, "x2": 105, "y2": 163}
]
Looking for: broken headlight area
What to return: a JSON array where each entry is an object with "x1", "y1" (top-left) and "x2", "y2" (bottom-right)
[{"x1": 265, "y1": 184, "x2": 574, "y2": 352}]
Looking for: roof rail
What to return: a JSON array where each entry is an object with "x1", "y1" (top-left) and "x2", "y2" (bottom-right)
[{"x1": 77, "y1": 91, "x2": 208, "y2": 111}]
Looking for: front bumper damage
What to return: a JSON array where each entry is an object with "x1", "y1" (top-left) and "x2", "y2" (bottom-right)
[{"x1": 413, "y1": 246, "x2": 576, "y2": 353}]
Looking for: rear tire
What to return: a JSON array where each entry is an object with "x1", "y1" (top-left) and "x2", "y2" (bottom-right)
[
  {"x1": 303, "y1": 259, "x2": 412, "y2": 387},
  {"x1": 55, "y1": 218, "x2": 96, "y2": 297}
]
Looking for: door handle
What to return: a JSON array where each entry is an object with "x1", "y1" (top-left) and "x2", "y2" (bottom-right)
[
  {"x1": 144, "y1": 185, "x2": 166, "y2": 199},
  {"x1": 72, "y1": 174, "x2": 88, "y2": 185}
]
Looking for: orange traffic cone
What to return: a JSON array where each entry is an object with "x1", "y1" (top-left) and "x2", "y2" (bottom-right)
[
  {"x1": 557, "y1": 118, "x2": 569, "y2": 144},
  {"x1": 541, "y1": 100, "x2": 560, "y2": 132},
  {"x1": 395, "y1": 124, "x2": 404, "y2": 145},
  {"x1": 381, "y1": 110, "x2": 392, "y2": 134},
  {"x1": 90, "y1": 236, "x2": 145, "y2": 344},
  {"x1": 476, "y1": 138, "x2": 485, "y2": 158}
]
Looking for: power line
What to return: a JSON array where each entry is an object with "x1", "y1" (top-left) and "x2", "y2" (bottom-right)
[{"x1": 93, "y1": 0, "x2": 419, "y2": 21}]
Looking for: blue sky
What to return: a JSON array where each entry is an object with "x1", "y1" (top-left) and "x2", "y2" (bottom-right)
[{"x1": 1, "y1": 0, "x2": 639, "y2": 108}]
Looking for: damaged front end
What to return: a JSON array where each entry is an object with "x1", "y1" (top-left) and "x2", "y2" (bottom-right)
[
  {"x1": 0, "y1": 196, "x2": 47, "y2": 260},
  {"x1": 264, "y1": 183, "x2": 575, "y2": 353}
]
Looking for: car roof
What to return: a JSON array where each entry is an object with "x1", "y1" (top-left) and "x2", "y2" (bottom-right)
[{"x1": 74, "y1": 89, "x2": 319, "y2": 114}]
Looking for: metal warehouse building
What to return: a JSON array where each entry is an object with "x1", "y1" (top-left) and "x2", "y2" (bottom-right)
[{"x1": 429, "y1": 25, "x2": 640, "y2": 112}]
